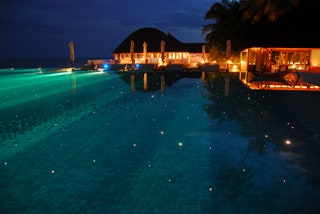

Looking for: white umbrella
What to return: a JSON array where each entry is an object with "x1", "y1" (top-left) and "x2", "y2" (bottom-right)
[
  {"x1": 226, "y1": 39, "x2": 231, "y2": 60},
  {"x1": 160, "y1": 40, "x2": 166, "y2": 63},
  {"x1": 130, "y1": 40, "x2": 135, "y2": 67},
  {"x1": 202, "y1": 45, "x2": 206, "y2": 60},
  {"x1": 69, "y1": 41, "x2": 75, "y2": 67},
  {"x1": 143, "y1": 42, "x2": 147, "y2": 63},
  {"x1": 226, "y1": 39, "x2": 231, "y2": 72}
]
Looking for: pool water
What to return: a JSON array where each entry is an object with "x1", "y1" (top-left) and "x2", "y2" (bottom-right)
[{"x1": 1, "y1": 68, "x2": 320, "y2": 213}]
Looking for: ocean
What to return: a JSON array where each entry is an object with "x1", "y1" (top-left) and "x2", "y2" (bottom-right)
[{"x1": 0, "y1": 58, "x2": 90, "y2": 69}]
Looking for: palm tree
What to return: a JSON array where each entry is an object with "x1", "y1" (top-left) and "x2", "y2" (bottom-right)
[
  {"x1": 202, "y1": 0, "x2": 318, "y2": 56},
  {"x1": 202, "y1": 0, "x2": 244, "y2": 53},
  {"x1": 240, "y1": 0, "x2": 300, "y2": 23},
  {"x1": 240, "y1": 0, "x2": 320, "y2": 47}
]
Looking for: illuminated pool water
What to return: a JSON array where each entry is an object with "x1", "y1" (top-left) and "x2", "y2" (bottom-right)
[{"x1": 1, "y1": 68, "x2": 320, "y2": 213}]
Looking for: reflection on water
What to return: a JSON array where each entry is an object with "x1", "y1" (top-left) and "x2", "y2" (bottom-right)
[
  {"x1": 119, "y1": 70, "x2": 320, "y2": 205},
  {"x1": 72, "y1": 73, "x2": 77, "y2": 94},
  {"x1": 204, "y1": 72, "x2": 320, "y2": 195},
  {"x1": 0, "y1": 70, "x2": 120, "y2": 147},
  {"x1": 131, "y1": 73, "x2": 135, "y2": 93},
  {"x1": 1, "y1": 69, "x2": 320, "y2": 212},
  {"x1": 120, "y1": 70, "x2": 320, "y2": 193},
  {"x1": 218, "y1": 161, "x2": 254, "y2": 200},
  {"x1": 121, "y1": 71, "x2": 206, "y2": 94}
]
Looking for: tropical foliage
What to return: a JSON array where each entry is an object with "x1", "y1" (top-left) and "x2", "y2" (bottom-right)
[
  {"x1": 240, "y1": 0, "x2": 300, "y2": 23},
  {"x1": 202, "y1": 0, "x2": 319, "y2": 57}
]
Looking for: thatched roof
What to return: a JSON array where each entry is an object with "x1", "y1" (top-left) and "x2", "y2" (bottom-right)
[
  {"x1": 113, "y1": 27, "x2": 204, "y2": 53},
  {"x1": 184, "y1": 43, "x2": 208, "y2": 53}
]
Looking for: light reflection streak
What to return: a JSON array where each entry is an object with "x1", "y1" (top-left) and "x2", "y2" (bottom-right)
[
  {"x1": 1, "y1": 71, "x2": 134, "y2": 169},
  {"x1": 0, "y1": 70, "x2": 117, "y2": 110}
]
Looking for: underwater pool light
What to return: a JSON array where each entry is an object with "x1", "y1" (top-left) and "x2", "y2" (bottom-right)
[{"x1": 103, "y1": 64, "x2": 109, "y2": 70}]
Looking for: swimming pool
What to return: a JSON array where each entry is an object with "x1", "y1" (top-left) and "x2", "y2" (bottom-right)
[{"x1": 1, "y1": 68, "x2": 320, "y2": 213}]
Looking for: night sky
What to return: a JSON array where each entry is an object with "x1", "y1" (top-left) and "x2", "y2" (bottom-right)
[{"x1": 1, "y1": 0, "x2": 214, "y2": 59}]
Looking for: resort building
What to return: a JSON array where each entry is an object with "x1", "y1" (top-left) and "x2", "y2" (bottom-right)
[
  {"x1": 105, "y1": 27, "x2": 218, "y2": 71},
  {"x1": 240, "y1": 47, "x2": 320, "y2": 74},
  {"x1": 239, "y1": 47, "x2": 320, "y2": 91},
  {"x1": 112, "y1": 27, "x2": 208, "y2": 66}
]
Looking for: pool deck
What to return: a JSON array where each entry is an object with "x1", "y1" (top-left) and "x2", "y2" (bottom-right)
[{"x1": 239, "y1": 71, "x2": 320, "y2": 91}]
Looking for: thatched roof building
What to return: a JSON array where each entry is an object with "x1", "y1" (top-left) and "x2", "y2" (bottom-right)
[
  {"x1": 112, "y1": 27, "x2": 209, "y2": 67},
  {"x1": 113, "y1": 27, "x2": 187, "y2": 53}
]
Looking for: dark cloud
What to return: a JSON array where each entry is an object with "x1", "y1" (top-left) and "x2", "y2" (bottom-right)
[{"x1": 1, "y1": 0, "x2": 215, "y2": 59}]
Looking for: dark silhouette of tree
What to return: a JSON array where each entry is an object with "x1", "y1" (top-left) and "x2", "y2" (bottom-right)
[
  {"x1": 202, "y1": 0, "x2": 245, "y2": 53},
  {"x1": 203, "y1": 73, "x2": 320, "y2": 188},
  {"x1": 218, "y1": 161, "x2": 254, "y2": 201},
  {"x1": 202, "y1": 0, "x2": 320, "y2": 54},
  {"x1": 240, "y1": 0, "x2": 300, "y2": 23},
  {"x1": 263, "y1": 0, "x2": 320, "y2": 47}
]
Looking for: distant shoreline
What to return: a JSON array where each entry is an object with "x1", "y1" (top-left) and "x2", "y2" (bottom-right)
[{"x1": 0, "y1": 58, "x2": 92, "y2": 69}]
